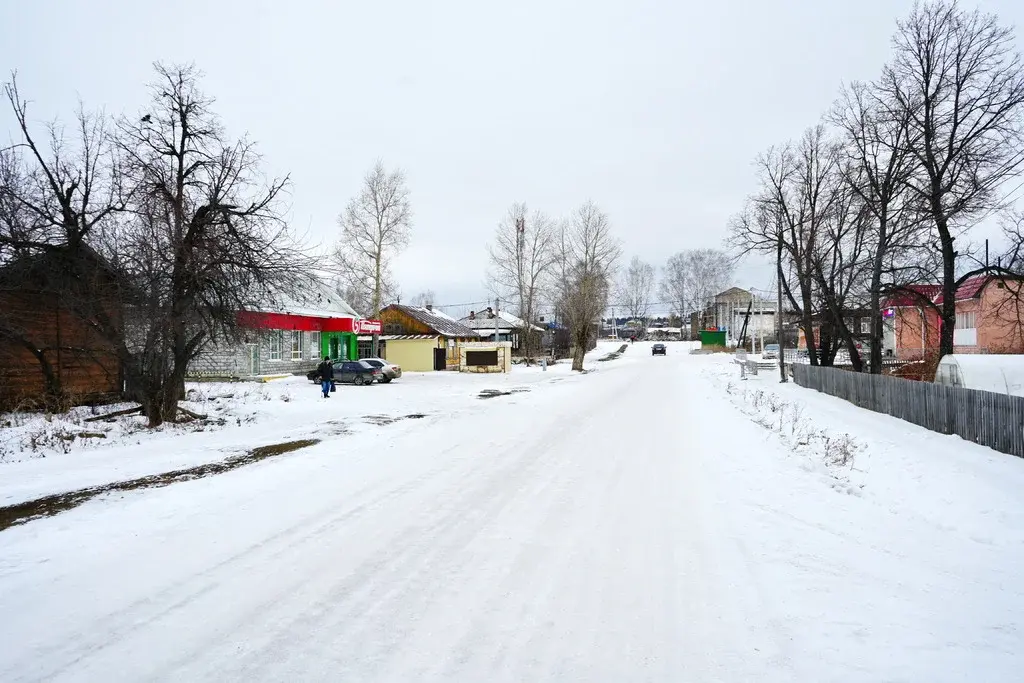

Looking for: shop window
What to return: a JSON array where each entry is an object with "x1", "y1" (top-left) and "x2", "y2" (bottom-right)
[
  {"x1": 310, "y1": 332, "x2": 320, "y2": 358},
  {"x1": 291, "y1": 331, "x2": 303, "y2": 360},
  {"x1": 269, "y1": 331, "x2": 283, "y2": 360}
]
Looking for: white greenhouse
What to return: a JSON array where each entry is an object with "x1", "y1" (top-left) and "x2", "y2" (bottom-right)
[{"x1": 933, "y1": 354, "x2": 1024, "y2": 397}]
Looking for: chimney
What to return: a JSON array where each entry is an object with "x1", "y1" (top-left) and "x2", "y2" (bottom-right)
[
  {"x1": 469, "y1": 310, "x2": 476, "y2": 320},
  {"x1": 426, "y1": 304, "x2": 433, "y2": 312},
  {"x1": 487, "y1": 307, "x2": 494, "y2": 318}
]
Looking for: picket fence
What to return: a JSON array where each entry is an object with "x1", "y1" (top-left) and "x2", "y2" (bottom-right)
[{"x1": 792, "y1": 363, "x2": 1024, "y2": 458}]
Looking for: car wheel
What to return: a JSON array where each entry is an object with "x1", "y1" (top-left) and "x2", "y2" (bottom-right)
[{"x1": 380, "y1": 376, "x2": 391, "y2": 384}]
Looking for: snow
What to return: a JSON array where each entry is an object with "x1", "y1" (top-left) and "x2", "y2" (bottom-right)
[
  {"x1": 0, "y1": 349, "x2": 612, "y2": 506},
  {"x1": 1, "y1": 341, "x2": 1023, "y2": 681}
]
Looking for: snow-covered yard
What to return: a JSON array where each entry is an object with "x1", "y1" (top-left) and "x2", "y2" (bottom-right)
[
  {"x1": 0, "y1": 347, "x2": 622, "y2": 507},
  {"x1": 1, "y1": 341, "x2": 1022, "y2": 681}
]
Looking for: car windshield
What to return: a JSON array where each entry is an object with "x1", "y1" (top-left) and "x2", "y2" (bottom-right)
[
  {"x1": 357, "y1": 360, "x2": 374, "y2": 369},
  {"x1": 363, "y1": 360, "x2": 383, "y2": 368}
]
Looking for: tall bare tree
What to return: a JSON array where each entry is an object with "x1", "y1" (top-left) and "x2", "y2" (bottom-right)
[
  {"x1": 0, "y1": 74, "x2": 126, "y2": 407},
  {"x1": 832, "y1": 80, "x2": 926, "y2": 372},
  {"x1": 659, "y1": 253, "x2": 689, "y2": 327},
  {"x1": 335, "y1": 161, "x2": 411, "y2": 323},
  {"x1": 487, "y1": 202, "x2": 556, "y2": 361},
  {"x1": 658, "y1": 249, "x2": 732, "y2": 332},
  {"x1": 555, "y1": 201, "x2": 620, "y2": 371},
  {"x1": 112, "y1": 63, "x2": 306, "y2": 426},
  {"x1": 616, "y1": 256, "x2": 655, "y2": 330},
  {"x1": 739, "y1": 127, "x2": 843, "y2": 366},
  {"x1": 881, "y1": 0, "x2": 1024, "y2": 356}
]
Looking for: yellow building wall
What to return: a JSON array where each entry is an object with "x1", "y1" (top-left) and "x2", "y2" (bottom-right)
[{"x1": 383, "y1": 338, "x2": 439, "y2": 372}]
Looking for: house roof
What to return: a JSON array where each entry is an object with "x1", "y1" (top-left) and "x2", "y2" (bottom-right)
[
  {"x1": 933, "y1": 276, "x2": 991, "y2": 305},
  {"x1": 713, "y1": 287, "x2": 751, "y2": 302},
  {"x1": 357, "y1": 334, "x2": 437, "y2": 341},
  {"x1": 460, "y1": 310, "x2": 544, "y2": 332},
  {"x1": 883, "y1": 284, "x2": 943, "y2": 308},
  {"x1": 251, "y1": 279, "x2": 359, "y2": 319},
  {"x1": 885, "y1": 277, "x2": 1001, "y2": 308},
  {"x1": 386, "y1": 304, "x2": 479, "y2": 338}
]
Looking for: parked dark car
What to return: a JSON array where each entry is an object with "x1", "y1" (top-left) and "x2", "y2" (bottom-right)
[
  {"x1": 306, "y1": 360, "x2": 380, "y2": 385},
  {"x1": 652, "y1": 343, "x2": 667, "y2": 355}
]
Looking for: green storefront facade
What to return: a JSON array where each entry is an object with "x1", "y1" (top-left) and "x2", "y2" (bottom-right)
[{"x1": 321, "y1": 331, "x2": 358, "y2": 361}]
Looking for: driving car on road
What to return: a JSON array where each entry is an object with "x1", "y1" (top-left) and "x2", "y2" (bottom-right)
[
  {"x1": 361, "y1": 358, "x2": 402, "y2": 383},
  {"x1": 652, "y1": 343, "x2": 667, "y2": 355}
]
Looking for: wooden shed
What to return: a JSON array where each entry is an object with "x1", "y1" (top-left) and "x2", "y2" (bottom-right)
[{"x1": 0, "y1": 247, "x2": 123, "y2": 409}]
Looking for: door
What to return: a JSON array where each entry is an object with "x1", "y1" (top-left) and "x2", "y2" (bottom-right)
[
  {"x1": 329, "y1": 335, "x2": 341, "y2": 360},
  {"x1": 247, "y1": 344, "x2": 260, "y2": 376},
  {"x1": 433, "y1": 347, "x2": 447, "y2": 371},
  {"x1": 339, "y1": 362, "x2": 356, "y2": 383}
]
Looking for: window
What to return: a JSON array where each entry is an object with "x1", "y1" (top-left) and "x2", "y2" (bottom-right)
[
  {"x1": 291, "y1": 331, "x2": 303, "y2": 360},
  {"x1": 860, "y1": 320, "x2": 870, "y2": 335},
  {"x1": 955, "y1": 311, "x2": 977, "y2": 330},
  {"x1": 384, "y1": 323, "x2": 402, "y2": 335},
  {"x1": 310, "y1": 331, "x2": 320, "y2": 358},
  {"x1": 466, "y1": 350, "x2": 499, "y2": 366},
  {"x1": 269, "y1": 331, "x2": 283, "y2": 360}
]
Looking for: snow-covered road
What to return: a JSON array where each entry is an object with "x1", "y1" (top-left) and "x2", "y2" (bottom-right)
[{"x1": 2, "y1": 346, "x2": 1023, "y2": 681}]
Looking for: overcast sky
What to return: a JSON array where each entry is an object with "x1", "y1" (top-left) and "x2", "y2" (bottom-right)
[{"x1": 4, "y1": 0, "x2": 1024, "y2": 316}]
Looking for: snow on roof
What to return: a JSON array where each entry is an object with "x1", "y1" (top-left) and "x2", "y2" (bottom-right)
[
  {"x1": 387, "y1": 304, "x2": 479, "y2": 338},
  {"x1": 460, "y1": 310, "x2": 544, "y2": 332},
  {"x1": 249, "y1": 279, "x2": 359, "y2": 319},
  {"x1": 937, "y1": 354, "x2": 1024, "y2": 396}
]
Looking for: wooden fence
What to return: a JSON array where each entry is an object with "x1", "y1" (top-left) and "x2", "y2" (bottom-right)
[{"x1": 793, "y1": 364, "x2": 1024, "y2": 458}]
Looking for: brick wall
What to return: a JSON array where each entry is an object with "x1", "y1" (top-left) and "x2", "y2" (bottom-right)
[
  {"x1": 188, "y1": 329, "x2": 320, "y2": 377},
  {"x1": 0, "y1": 290, "x2": 121, "y2": 408}
]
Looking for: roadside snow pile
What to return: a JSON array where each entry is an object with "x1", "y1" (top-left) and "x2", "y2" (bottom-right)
[
  {"x1": 723, "y1": 379, "x2": 866, "y2": 493},
  {"x1": 0, "y1": 384, "x2": 272, "y2": 464}
]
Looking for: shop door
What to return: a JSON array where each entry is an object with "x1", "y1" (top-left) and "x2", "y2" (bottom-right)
[
  {"x1": 329, "y1": 335, "x2": 341, "y2": 360},
  {"x1": 433, "y1": 347, "x2": 447, "y2": 371},
  {"x1": 247, "y1": 344, "x2": 260, "y2": 375}
]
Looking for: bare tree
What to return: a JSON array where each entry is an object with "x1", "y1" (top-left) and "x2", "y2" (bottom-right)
[
  {"x1": 335, "y1": 160, "x2": 411, "y2": 326},
  {"x1": 739, "y1": 127, "x2": 844, "y2": 366},
  {"x1": 832, "y1": 80, "x2": 927, "y2": 372},
  {"x1": 112, "y1": 63, "x2": 307, "y2": 426},
  {"x1": 410, "y1": 289, "x2": 436, "y2": 308},
  {"x1": 658, "y1": 249, "x2": 732, "y2": 331},
  {"x1": 0, "y1": 74, "x2": 126, "y2": 407},
  {"x1": 659, "y1": 253, "x2": 689, "y2": 327},
  {"x1": 555, "y1": 202, "x2": 620, "y2": 371},
  {"x1": 487, "y1": 202, "x2": 557, "y2": 361},
  {"x1": 881, "y1": 0, "x2": 1024, "y2": 356},
  {"x1": 616, "y1": 256, "x2": 655, "y2": 330}
]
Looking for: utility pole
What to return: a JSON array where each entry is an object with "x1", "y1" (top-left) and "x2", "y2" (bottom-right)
[{"x1": 776, "y1": 246, "x2": 787, "y2": 383}]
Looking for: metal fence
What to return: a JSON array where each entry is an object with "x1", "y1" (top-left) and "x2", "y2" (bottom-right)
[{"x1": 793, "y1": 364, "x2": 1024, "y2": 458}]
